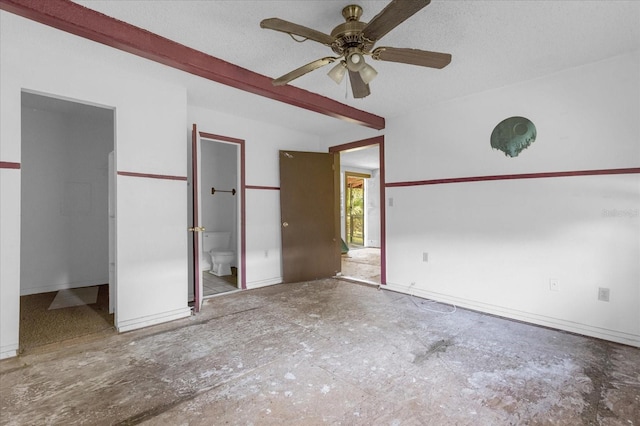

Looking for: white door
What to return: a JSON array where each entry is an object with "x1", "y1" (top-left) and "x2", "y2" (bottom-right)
[
  {"x1": 191, "y1": 126, "x2": 204, "y2": 311},
  {"x1": 190, "y1": 124, "x2": 246, "y2": 311},
  {"x1": 108, "y1": 151, "x2": 116, "y2": 314}
]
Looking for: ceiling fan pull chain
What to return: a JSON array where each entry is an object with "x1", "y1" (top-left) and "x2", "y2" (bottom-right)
[
  {"x1": 288, "y1": 33, "x2": 308, "y2": 43},
  {"x1": 345, "y1": 75, "x2": 349, "y2": 99}
]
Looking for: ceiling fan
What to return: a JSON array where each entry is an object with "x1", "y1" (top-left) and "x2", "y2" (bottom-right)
[{"x1": 260, "y1": 0, "x2": 452, "y2": 99}]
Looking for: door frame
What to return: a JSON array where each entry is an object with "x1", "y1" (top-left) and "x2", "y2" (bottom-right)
[
  {"x1": 191, "y1": 124, "x2": 246, "y2": 312},
  {"x1": 329, "y1": 136, "x2": 386, "y2": 285},
  {"x1": 19, "y1": 91, "x2": 117, "y2": 306}
]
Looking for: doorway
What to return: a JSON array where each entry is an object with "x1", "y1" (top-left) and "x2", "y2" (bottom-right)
[
  {"x1": 330, "y1": 137, "x2": 385, "y2": 285},
  {"x1": 189, "y1": 126, "x2": 246, "y2": 312},
  {"x1": 200, "y1": 139, "x2": 240, "y2": 297},
  {"x1": 19, "y1": 91, "x2": 115, "y2": 352}
]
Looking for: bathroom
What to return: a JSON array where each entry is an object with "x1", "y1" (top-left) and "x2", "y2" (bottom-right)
[{"x1": 199, "y1": 139, "x2": 239, "y2": 297}]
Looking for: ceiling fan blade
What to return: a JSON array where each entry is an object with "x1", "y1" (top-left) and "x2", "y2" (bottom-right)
[
  {"x1": 348, "y1": 71, "x2": 371, "y2": 99},
  {"x1": 361, "y1": 0, "x2": 431, "y2": 42},
  {"x1": 260, "y1": 18, "x2": 335, "y2": 47},
  {"x1": 372, "y1": 47, "x2": 451, "y2": 69},
  {"x1": 272, "y1": 57, "x2": 338, "y2": 86}
]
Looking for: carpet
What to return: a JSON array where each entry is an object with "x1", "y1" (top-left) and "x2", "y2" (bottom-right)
[
  {"x1": 20, "y1": 284, "x2": 114, "y2": 352},
  {"x1": 49, "y1": 286, "x2": 99, "y2": 310}
]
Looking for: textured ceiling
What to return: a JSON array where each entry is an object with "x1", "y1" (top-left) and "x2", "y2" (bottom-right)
[{"x1": 69, "y1": 0, "x2": 639, "y2": 136}]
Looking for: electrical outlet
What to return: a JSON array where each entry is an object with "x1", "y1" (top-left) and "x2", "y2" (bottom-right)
[
  {"x1": 264, "y1": 250, "x2": 269, "y2": 258},
  {"x1": 422, "y1": 252, "x2": 428, "y2": 262},
  {"x1": 549, "y1": 279, "x2": 559, "y2": 291},
  {"x1": 388, "y1": 197, "x2": 394, "y2": 207},
  {"x1": 598, "y1": 287, "x2": 610, "y2": 302}
]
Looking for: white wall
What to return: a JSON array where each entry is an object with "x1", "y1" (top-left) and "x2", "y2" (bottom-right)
[
  {"x1": 20, "y1": 100, "x2": 113, "y2": 295},
  {"x1": 383, "y1": 51, "x2": 640, "y2": 347},
  {"x1": 1, "y1": 11, "x2": 191, "y2": 358},
  {"x1": 322, "y1": 126, "x2": 383, "y2": 150},
  {"x1": 189, "y1": 106, "x2": 323, "y2": 288},
  {"x1": 0, "y1": 167, "x2": 21, "y2": 359}
]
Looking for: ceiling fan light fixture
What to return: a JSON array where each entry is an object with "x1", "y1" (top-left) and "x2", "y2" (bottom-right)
[
  {"x1": 359, "y1": 63, "x2": 378, "y2": 84},
  {"x1": 345, "y1": 50, "x2": 365, "y2": 72},
  {"x1": 327, "y1": 61, "x2": 347, "y2": 84}
]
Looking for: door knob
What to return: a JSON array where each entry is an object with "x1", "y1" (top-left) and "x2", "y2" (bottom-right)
[
  {"x1": 188, "y1": 226, "x2": 206, "y2": 232},
  {"x1": 282, "y1": 222, "x2": 289, "y2": 228}
]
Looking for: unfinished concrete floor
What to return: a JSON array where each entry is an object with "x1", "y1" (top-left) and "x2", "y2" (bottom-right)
[
  {"x1": 1, "y1": 279, "x2": 639, "y2": 425},
  {"x1": 341, "y1": 247, "x2": 381, "y2": 284}
]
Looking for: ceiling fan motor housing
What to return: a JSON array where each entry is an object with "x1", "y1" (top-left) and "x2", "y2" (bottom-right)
[{"x1": 330, "y1": 5, "x2": 374, "y2": 56}]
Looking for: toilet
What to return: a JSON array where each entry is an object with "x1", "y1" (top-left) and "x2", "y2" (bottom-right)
[{"x1": 202, "y1": 231, "x2": 234, "y2": 276}]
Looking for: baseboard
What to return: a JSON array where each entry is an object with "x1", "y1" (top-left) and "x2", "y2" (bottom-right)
[
  {"x1": 20, "y1": 279, "x2": 109, "y2": 296},
  {"x1": 245, "y1": 277, "x2": 282, "y2": 290},
  {"x1": 384, "y1": 282, "x2": 640, "y2": 348},
  {"x1": 116, "y1": 307, "x2": 192, "y2": 333},
  {"x1": 0, "y1": 343, "x2": 18, "y2": 360}
]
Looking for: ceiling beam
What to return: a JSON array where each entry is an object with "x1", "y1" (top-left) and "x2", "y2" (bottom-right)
[{"x1": 0, "y1": 0, "x2": 385, "y2": 130}]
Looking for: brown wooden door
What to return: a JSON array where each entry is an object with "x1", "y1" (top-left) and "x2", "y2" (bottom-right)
[{"x1": 279, "y1": 150, "x2": 340, "y2": 283}]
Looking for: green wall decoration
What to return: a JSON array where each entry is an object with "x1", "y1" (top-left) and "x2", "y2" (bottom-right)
[{"x1": 490, "y1": 116, "x2": 537, "y2": 157}]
